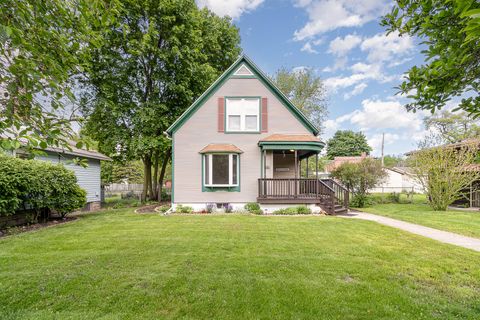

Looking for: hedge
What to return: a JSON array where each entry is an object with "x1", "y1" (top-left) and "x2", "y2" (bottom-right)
[{"x1": 0, "y1": 155, "x2": 87, "y2": 218}]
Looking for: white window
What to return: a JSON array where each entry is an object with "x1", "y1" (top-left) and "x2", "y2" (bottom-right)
[
  {"x1": 203, "y1": 154, "x2": 239, "y2": 187},
  {"x1": 226, "y1": 98, "x2": 260, "y2": 132}
]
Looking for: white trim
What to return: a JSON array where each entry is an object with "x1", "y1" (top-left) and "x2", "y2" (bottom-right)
[
  {"x1": 225, "y1": 98, "x2": 260, "y2": 132},
  {"x1": 203, "y1": 153, "x2": 239, "y2": 187},
  {"x1": 233, "y1": 64, "x2": 254, "y2": 76}
]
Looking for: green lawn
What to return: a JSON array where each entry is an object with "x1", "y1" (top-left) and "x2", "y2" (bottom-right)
[
  {"x1": 1, "y1": 210, "x2": 479, "y2": 319},
  {"x1": 359, "y1": 197, "x2": 480, "y2": 239}
]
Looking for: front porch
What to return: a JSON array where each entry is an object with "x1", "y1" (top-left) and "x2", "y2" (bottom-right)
[{"x1": 256, "y1": 134, "x2": 349, "y2": 214}]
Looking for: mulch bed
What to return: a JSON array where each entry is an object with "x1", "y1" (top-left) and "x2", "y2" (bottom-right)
[
  {"x1": 0, "y1": 216, "x2": 77, "y2": 238},
  {"x1": 135, "y1": 202, "x2": 170, "y2": 214}
]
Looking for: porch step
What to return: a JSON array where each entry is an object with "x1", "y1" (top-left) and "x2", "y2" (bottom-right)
[{"x1": 334, "y1": 207, "x2": 348, "y2": 214}]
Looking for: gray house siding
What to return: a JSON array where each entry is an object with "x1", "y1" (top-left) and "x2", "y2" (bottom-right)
[
  {"x1": 173, "y1": 77, "x2": 311, "y2": 206},
  {"x1": 36, "y1": 151, "x2": 101, "y2": 204}
]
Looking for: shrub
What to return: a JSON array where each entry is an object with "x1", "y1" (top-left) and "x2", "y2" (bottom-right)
[
  {"x1": 386, "y1": 192, "x2": 401, "y2": 204},
  {"x1": 157, "y1": 204, "x2": 171, "y2": 213},
  {"x1": 175, "y1": 205, "x2": 193, "y2": 213},
  {"x1": 244, "y1": 202, "x2": 260, "y2": 212},
  {"x1": 225, "y1": 204, "x2": 233, "y2": 213},
  {"x1": 273, "y1": 206, "x2": 311, "y2": 215},
  {"x1": 0, "y1": 155, "x2": 87, "y2": 218},
  {"x1": 251, "y1": 209, "x2": 263, "y2": 215},
  {"x1": 350, "y1": 194, "x2": 374, "y2": 208}
]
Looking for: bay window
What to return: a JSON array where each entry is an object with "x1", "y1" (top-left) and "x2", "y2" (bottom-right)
[
  {"x1": 203, "y1": 153, "x2": 239, "y2": 187},
  {"x1": 226, "y1": 97, "x2": 260, "y2": 132}
]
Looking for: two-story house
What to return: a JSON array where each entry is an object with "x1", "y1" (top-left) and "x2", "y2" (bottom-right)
[{"x1": 165, "y1": 55, "x2": 348, "y2": 214}]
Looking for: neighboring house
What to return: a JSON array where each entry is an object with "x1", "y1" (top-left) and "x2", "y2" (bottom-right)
[
  {"x1": 370, "y1": 167, "x2": 423, "y2": 193},
  {"x1": 324, "y1": 152, "x2": 369, "y2": 173},
  {"x1": 14, "y1": 143, "x2": 111, "y2": 211},
  {"x1": 165, "y1": 55, "x2": 348, "y2": 214}
]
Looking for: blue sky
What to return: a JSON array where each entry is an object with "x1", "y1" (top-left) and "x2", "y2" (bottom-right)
[{"x1": 197, "y1": 0, "x2": 435, "y2": 156}]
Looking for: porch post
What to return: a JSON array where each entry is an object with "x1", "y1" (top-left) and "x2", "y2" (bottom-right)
[
  {"x1": 263, "y1": 150, "x2": 266, "y2": 178},
  {"x1": 306, "y1": 156, "x2": 309, "y2": 179},
  {"x1": 315, "y1": 152, "x2": 319, "y2": 180},
  {"x1": 294, "y1": 150, "x2": 298, "y2": 197}
]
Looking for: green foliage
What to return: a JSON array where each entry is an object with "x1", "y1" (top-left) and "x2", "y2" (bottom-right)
[
  {"x1": 244, "y1": 202, "x2": 260, "y2": 212},
  {"x1": 101, "y1": 160, "x2": 144, "y2": 184},
  {"x1": 331, "y1": 158, "x2": 387, "y2": 206},
  {"x1": 381, "y1": 0, "x2": 480, "y2": 116},
  {"x1": 250, "y1": 209, "x2": 264, "y2": 215},
  {"x1": 0, "y1": 155, "x2": 87, "y2": 217},
  {"x1": 350, "y1": 194, "x2": 374, "y2": 208},
  {"x1": 326, "y1": 130, "x2": 372, "y2": 159},
  {"x1": 157, "y1": 205, "x2": 171, "y2": 213},
  {"x1": 273, "y1": 206, "x2": 312, "y2": 215},
  {"x1": 423, "y1": 111, "x2": 480, "y2": 144},
  {"x1": 81, "y1": 0, "x2": 241, "y2": 201},
  {"x1": 0, "y1": 0, "x2": 120, "y2": 151},
  {"x1": 175, "y1": 205, "x2": 193, "y2": 214},
  {"x1": 383, "y1": 155, "x2": 404, "y2": 168},
  {"x1": 386, "y1": 192, "x2": 401, "y2": 204},
  {"x1": 273, "y1": 68, "x2": 328, "y2": 134},
  {"x1": 408, "y1": 142, "x2": 480, "y2": 211}
]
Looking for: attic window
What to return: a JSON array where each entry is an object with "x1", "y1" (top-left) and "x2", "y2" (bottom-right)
[
  {"x1": 225, "y1": 98, "x2": 260, "y2": 132},
  {"x1": 233, "y1": 64, "x2": 254, "y2": 76}
]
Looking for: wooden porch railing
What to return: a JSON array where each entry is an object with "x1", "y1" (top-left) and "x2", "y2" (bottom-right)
[{"x1": 257, "y1": 178, "x2": 349, "y2": 214}]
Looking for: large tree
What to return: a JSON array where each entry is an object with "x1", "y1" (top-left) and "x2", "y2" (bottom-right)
[
  {"x1": 382, "y1": 0, "x2": 480, "y2": 116},
  {"x1": 326, "y1": 130, "x2": 372, "y2": 159},
  {"x1": 424, "y1": 110, "x2": 480, "y2": 144},
  {"x1": 81, "y1": 0, "x2": 241, "y2": 201},
  {"x1": 0, "y1": 0, "x2": 118, "y2": 152},
  {"x1": 273, "y1": 68, "x2": 328, "y2": 135}
]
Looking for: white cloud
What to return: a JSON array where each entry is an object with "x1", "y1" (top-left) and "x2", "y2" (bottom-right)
[
  {"x1": 292, "y1": 66, "x2": 309, "y2": 74},
  {"x1": 301, "y1": 42, "x2": 318, "y2": 54},
  {"x1": 344, "y1": 83, "x2": 368, "y2": 100},
  {"x1": 196, "y1": 0, "x2": 264, "y2": 19},
  {"x1": 368, "y1": 133, "x2": 400, "y2": 152},
  {"x1": 360, "y1": 31, "x2": 413, "y2": 62},
  {"x1": 293, "y1": 0, "x2": 389, "y2": 40},
  {"x1": 328, "y1": 34, "x2": 362, "y2": 57},
  {"x1": 324, "y1": 62, "x2": 394, "y2": 91}
]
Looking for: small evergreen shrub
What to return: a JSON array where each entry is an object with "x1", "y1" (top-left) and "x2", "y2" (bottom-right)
[{"x1": 244, "y1": 202, "x2": 260, "y2": 212}]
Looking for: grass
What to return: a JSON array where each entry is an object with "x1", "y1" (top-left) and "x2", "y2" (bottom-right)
[
  {"x1": 1, "y1": 210, "x2": 479, "y2": 319},
  {"x1": 359, "y1": 194, "x2": 480, "y2": 239}
]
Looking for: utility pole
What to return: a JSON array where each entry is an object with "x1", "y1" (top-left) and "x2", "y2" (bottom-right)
[{"x1": 381, "y1": 132, "x2": 385, "y2": 167}]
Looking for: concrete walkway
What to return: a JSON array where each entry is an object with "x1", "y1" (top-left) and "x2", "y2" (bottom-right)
[{"x1": 341, "y1": 211, "x2": 480, "y2": 252}]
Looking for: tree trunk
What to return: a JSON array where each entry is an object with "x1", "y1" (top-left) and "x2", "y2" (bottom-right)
[
  {"x1": 142, "y1": 155, "x2": 152, "y2": 202},
  {"x1": 151, "y1": 150, "x2": 160, "y2": 201},
  {"x1": 157, "y1": 148, "x2": 171, "y2": 201}
]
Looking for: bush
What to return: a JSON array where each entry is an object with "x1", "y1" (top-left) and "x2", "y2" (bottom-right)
[
  {"x1": 244, "y1": 202, "x2": 260, "y2": 212},
  {"x1": 0, "y1": 155, "x2": 87, "y2": 218},
  {"x1": 157, "y1": 204, "x2": 171, "y2": 213},
  {"x1": 349, "y1": 194, "x2": 374, "y2": 208},
  {"x1": 386, "y1": 192, "x2": 401, "y2": 204},
  {"x1": 273, "y1": 206, "x2": 311, "y2": 215},
  {"x1": 175, "y1": 204, "x2": 193, "y2": 213},
  {"x1": 251, "y1": 209, "x2": 263, "y2": 215}
]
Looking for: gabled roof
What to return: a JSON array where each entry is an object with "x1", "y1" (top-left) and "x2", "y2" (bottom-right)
[
  {"x1": 165, "y1": 55, "x2": 319, "y2": 136},
  {"x1": 17, "y1": 140, "x2": 112, "y2": 161}
]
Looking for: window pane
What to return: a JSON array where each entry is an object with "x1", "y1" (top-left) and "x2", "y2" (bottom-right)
[
  {"x1": 228, "y1": 115, "x2": 241, "y2": 131},
  {"x1": 245, "y1": 115, "x2": 258, "y2": 130},
  {"x1": 204, "y1": 155, "x2": 209, "y2": 185},
  {"x1": 212, "y1": 155, "x2": 229, "y2": 184},
  {"x1": 232, "y1": 155, "x2": 238, "y2": 184}
]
